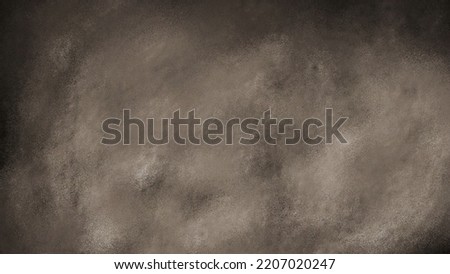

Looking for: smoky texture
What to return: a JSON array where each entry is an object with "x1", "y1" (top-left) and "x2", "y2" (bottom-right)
[{"x1": 1, "y1": 0, "x2": 450, "y2": 253}]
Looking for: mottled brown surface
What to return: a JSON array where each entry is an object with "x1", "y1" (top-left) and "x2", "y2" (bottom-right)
[{"x1": 1, "y1": 1, "x2": 450, "y2": 253}]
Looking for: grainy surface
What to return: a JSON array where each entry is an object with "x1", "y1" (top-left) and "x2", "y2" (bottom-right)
[{"x1": 1, "y1": 0, "x2": 450, "y2": 253}]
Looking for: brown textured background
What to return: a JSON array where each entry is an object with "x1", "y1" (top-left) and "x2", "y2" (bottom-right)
[{"x1": 1, "y1": 0, "x2": 450, "y2": 253}]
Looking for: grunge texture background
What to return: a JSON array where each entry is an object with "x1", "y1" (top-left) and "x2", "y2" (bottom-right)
[{"x1": 1, "y1": 0, "x2": 450, "y2": 253}]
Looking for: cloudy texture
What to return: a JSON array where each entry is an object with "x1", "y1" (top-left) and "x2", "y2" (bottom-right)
[{"x1": 1, "y1": 1, "x2": 450, "y2": 253}]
